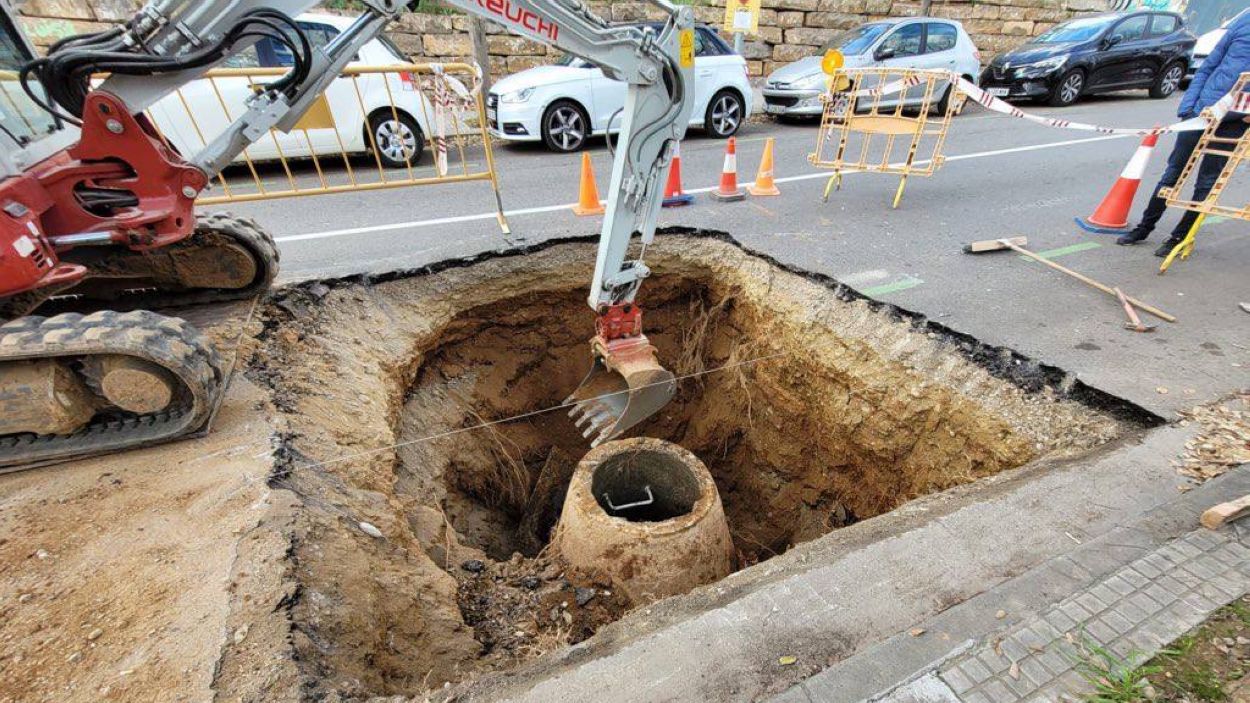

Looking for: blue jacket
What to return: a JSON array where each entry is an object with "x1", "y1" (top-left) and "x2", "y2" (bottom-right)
[{"x1": 1180, "y1": 11, "x2": 1250, "y2": 119}]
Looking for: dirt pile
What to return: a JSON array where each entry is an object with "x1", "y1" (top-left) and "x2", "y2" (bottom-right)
[{"x1": 246, "y1": 233, "x2": 1137, "y2": 699}]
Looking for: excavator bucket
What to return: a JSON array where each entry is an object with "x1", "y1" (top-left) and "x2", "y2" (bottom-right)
[{"x1": 566, "y1": 336, "x2": 676, "y2": 447}]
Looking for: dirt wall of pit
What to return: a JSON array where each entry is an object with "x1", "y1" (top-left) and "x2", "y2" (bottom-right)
[{"x1": 237, "y1": 231, "x2": 1150, "y2": 700}]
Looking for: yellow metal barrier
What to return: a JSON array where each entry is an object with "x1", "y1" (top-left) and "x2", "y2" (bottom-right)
[
  {"x1": 1158, "y1": 72, "x2": 1250, "y2": 272},
  {"x1": 808, "y1": 67, "x2": 958, "y2": 209},
  {"x1": 145, "y1": 62, "x2": 510, "y2": 235}
]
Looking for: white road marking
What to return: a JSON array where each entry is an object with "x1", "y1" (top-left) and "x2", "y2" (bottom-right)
[{"x1": 273, "y1": 134, "x2": 1130, "y2": 244}]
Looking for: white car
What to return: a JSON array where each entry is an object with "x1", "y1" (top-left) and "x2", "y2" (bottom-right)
[
  {"x1": 486, "y1": 23, "x2": 752, "y2": 152},
  {"x1": 148, "y1": 13, "x2": 432, "y2": 169},
  {"x1": 762, "y1": 18, "x2": 982, "y2": 117},
  {"x1": 1188, "y1": 9, "x2": 1248, "y2": 81}
]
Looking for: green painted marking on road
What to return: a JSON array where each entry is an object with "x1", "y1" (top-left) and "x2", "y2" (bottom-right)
[
  {"x1": 863, "y1": 275, "x2": 923, "y2": 297},
  {"x1": 1206, "y1": 215, "x2": 1232, "y2": 225},
  {"x1": 1019, "y1": 241, "x2": 1101, "y2": 262}
]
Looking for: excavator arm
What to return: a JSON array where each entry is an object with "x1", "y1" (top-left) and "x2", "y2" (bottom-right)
[{"x1": 24, "y1": 0, "x2": 696, "y2": 445}]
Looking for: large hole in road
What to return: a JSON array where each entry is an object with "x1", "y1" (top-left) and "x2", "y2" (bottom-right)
[{"x1": 249, "y1": 233, "x2": 1144, "y2": 699}]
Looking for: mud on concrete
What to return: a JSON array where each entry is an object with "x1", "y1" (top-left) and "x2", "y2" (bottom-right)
[{"x1": 235, "y1": 230, "x2": 1148, "y2": 700}]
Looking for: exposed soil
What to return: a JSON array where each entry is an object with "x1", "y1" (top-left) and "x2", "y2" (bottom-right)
[{"x1": 244, "y1": 233, "x2": 1136, "y2": 699}]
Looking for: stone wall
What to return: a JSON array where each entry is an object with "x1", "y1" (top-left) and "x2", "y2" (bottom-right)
[
  {"x1": 15, "y1": 0, "x2": 1114, "y2": 78},
  {"x1": 385, "y1": 0, "x2": 1115, "y2": 78}
]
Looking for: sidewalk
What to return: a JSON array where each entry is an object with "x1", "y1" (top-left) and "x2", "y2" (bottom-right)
[{"x1": 777, "y1": 522, "x2": 1249, "y2": 703}]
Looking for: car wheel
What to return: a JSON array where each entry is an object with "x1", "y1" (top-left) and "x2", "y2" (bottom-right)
[
  {"x1": 1047, "y1": 69, "x2": 1084, "y2": 107},
  {"x1": 542, "y1": 100, "x2": 590, "y2": 152},
  {"x1": 935, "y1": 83, "x2": 968, "y2": 116},
  {"x1": 1150, "y1": 62, "x2": 1185, "y2": 99},
  {"x1": 705, "y1": 90, "x2": 743, "y2": 138},
  {"x1": 368, "y1": 111, "x2": 424, "y2": 169}
]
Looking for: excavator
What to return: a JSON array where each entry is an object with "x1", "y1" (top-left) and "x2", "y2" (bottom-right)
[{"x1": 0, "y1": 0, "x2": 695, "y2": 471}]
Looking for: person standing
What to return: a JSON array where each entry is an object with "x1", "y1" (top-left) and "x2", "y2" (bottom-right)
[{"x1": 1117, "y1": 10, "x2": 1250, "y2": 256}]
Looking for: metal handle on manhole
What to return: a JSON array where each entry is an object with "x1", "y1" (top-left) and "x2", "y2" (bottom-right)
[{"x1": 603, "y1": 485, "x2": 654, "y2": 512}]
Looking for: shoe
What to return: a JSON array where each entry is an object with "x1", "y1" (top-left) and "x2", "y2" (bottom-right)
[
  {"x1": 1116, "y1": 227, "x2": 1150, "y2": 246},
  {"x1": 1154, "y1": 236, "x2": 1184, "y2": 258}
]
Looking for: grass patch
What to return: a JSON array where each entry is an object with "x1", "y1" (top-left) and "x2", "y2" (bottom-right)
[
  {"x1": 1097, "y1": 595, "x2": 1250, "y2": 702},
  {"x1": 1066, "y1": 632, "x2": 1163, "y2": 703}
]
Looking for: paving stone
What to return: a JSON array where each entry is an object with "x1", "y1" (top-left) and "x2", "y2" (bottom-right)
[
  {"x1": 960, "y1": 657, "x2": 993, "y2": 685},
  {"x1": 1144, "y1": 583, "x2": 1177, "y2": 606},
  {"x1": 1113, "y1": 598, "x2": 1148, "y2": 624},
  {"x1": 1184, "y1": 559, "x2": 1219, "y2": 580},
  {"x1": 1085, "y1": 619, "x2": 1116, "y2": 645},
  {"x1": 1134, "y1": 559, "x2": 1163, "y2": 578},
  {"x1": 939, "y1": 666, "x2": 974, "y2": 695},
  {"x1": 1016, "y1": 626, "x2": 1049, "y2": 651},
  {"x1": 1141, "y1": 553, "x2": 1170, "y2": 573},
  {"x1": 1031, "y1": 620, "x2": 1061, "y2": 643},
  {"x1": 1173, "y1": 540, "x2": 1204, "y2": 558},
  {"x1": 1101, "y1": 609, "x2": 1133, "y2": 636},
  {"x1": 1035, "y1": 648, "x2": 1070, "y2": 677},
  {"x1": 1102, "y1": 574, "x2": 1134, "y2": 597},
  {"x1": 1088, "y1": 584, "x2": 1119, "y2": 607},
  {"x1": 1074, "y1": 593, "x2": 1105, "y2": 615},
  {"x1": 1044, "y1": 608, "x2": 1077, "y2": 634},
  {"x1": 961, "y1": 691, "x2": 993, "y2": 703},
  {"x1": 1155, "y1": 574, "x2": 1188, "y2": 597},
  {"x1": 1058, "y1": 600, "x2": 1091, "y2": 624},
  {"x1": 1001, "y1": 637, "x2": 1030, "y2": 662},
  {"x1": 1003, "y1": 668, "x2": 1036, "y2": 697},
  {"x1": 977, "y1": 649, "x2": 1011, "y2": 676},
  {"x1": 1118, "y1": 567, "x2": 1149, "y2": 589},
  {"x1": 981, "y1": 678, "x2": 1016, "y2": 702},
  {"x1": 1018, "y1": 657, "x2": 1052, "y2": 688}
]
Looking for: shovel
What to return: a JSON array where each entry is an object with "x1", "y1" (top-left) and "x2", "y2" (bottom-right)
[{"x1": 566, "y1": 335, "x2": 676, "y2": 447}]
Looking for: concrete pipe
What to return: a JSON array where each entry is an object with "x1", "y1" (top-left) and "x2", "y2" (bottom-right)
[{"x1": 554, "y1": 437, "x2": 735, "y2": 604}]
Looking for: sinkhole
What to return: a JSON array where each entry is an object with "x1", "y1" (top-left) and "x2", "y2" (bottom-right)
[{"x1": 250, "y1": 232, "x2": 1145, "y2": 698}]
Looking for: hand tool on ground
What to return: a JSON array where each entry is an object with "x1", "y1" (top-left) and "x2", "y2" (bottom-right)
[
  {"x1": 962, "y1": 237, "x2": 1176, "y2": 324},
  {"x1": 2, "y1": 0, "x2": 698, "y2": 471},
  {"x1": 1115, "y1": 288, "x2": 1156, "y2": 333}
]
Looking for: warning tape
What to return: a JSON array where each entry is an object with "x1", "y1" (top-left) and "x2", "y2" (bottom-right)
[
  {"x1": 838, "y1": 68, "x2": 1250, "y2": 136},
  {"x1": 422, "y1": 62, "x2": 483, "y2": 177}
]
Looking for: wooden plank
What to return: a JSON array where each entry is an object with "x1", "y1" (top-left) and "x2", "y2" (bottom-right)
[
  {"x1": 963, "y1": 236, "x2": 1027, "y2": 253},
  {"x1": 1201, "y1": 494, "x2": 1250, "y2": 530}
]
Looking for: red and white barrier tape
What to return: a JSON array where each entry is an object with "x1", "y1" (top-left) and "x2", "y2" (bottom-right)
[
  {"x1": 421, "y1": 63, "x2": 483, "y2": 177},
  {"x1": 837, "y1": 68, "x2": 1250, "y2": 135}
]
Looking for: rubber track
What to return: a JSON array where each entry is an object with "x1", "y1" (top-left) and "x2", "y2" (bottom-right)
[
  {"x1": 0, "y1": 310, "x2": 225, "y2": 472},
  {"x1": 131, "y1": 211, "x2": 281, "y2": 308}
]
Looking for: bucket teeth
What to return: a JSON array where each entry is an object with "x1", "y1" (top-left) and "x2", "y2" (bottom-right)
[{"x1": 565, "y1": 336, "x2": 677, "y2": 447}]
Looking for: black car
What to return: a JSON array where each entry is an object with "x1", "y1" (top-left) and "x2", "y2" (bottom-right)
[{"x1": 980, "y1": 11, "x2": 1195, "y2": 107}]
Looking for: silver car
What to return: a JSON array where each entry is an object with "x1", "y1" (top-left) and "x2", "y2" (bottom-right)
[{"x1": 763, "y1": 18, "x2": 983, "y2": 117}]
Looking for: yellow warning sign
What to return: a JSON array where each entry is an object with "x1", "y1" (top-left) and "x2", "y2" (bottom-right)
[
  {"x1": 722, "y1": 0, "x2": 761, "y2": 36},
  {"x1": 679, "y1": 28, "x2": 695, "y2": 68}
]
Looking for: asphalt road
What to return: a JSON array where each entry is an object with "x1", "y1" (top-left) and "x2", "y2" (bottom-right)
[{"x1": 213, "y1": 92, "x2": 1250, "y2": 417}]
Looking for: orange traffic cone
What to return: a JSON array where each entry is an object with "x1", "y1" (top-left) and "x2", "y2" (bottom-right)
[
  {"x1": 1076, "y1": 131, "x2": 1159, "y2": 234},
  {"x1": 748, "y1": 137, "x2": 780, "y2": 197},
  {"x1": 712, "y1": 136, "x2": 746, "y2": 202},
  {"x1": 573, "y1": 152, "x2": 605, "y2": 216},
  {"x1": 663, "y1": 142, "x2": 694, "y2": 207}
]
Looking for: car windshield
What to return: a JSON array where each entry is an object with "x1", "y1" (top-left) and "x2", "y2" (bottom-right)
[
  {"x1": 555, "y1": 53, "x2": 590, "y2": 68},
  {"x1": 821, "y1": 23, "x2": 890, "y2": 54},
  {"x1": 1032, "y1": 15, "x2": 1115, "y2": 43}
]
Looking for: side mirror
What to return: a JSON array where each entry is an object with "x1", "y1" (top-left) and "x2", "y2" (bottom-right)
[
  {"x1": 875, "y1": 47, "x2": 896, "y2": 61},
  {"x1": 1103, "y1": 33, "x2": 1123, "y2": 49}
]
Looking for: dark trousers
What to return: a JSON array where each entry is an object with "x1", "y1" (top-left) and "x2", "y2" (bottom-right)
[{"x1": 1135, "y1": 118, "x2": 1249, "y2": 239}]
